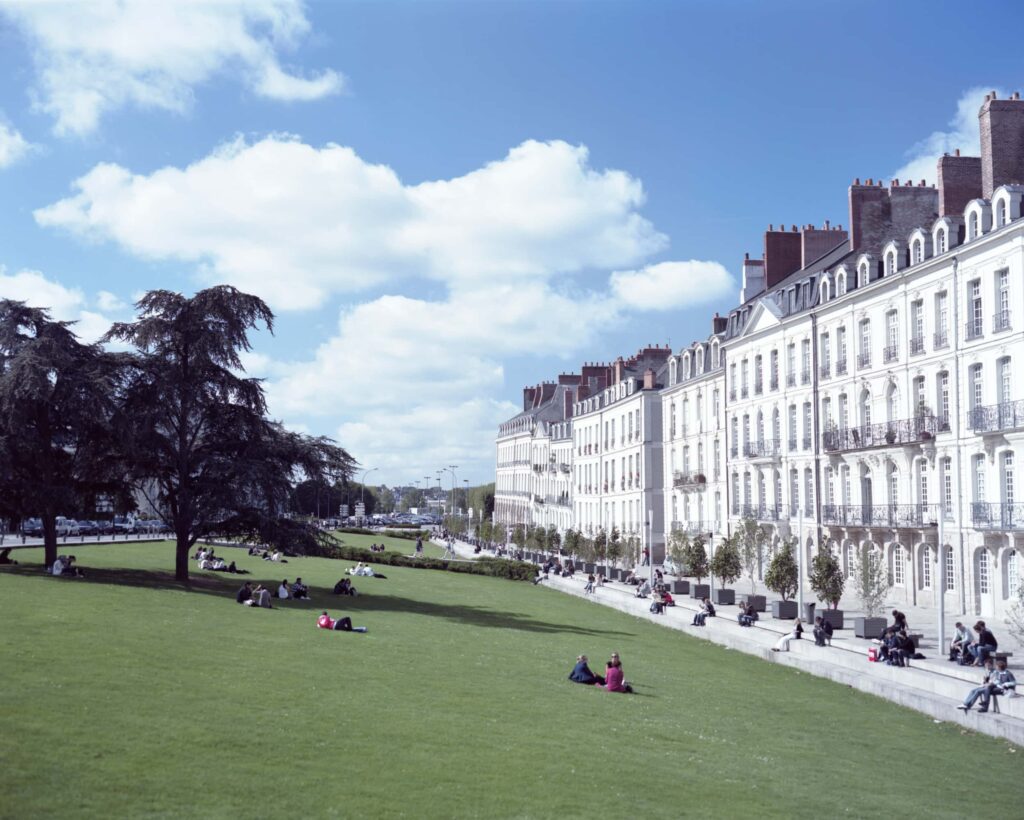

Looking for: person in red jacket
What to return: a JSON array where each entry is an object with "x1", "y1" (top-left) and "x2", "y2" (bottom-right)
[
  {"x1": 316, "y1": 611, "x2": 367, "y2": 632},
  {"x1": 600, "y1": 653, "x2": 633, "y2": 693}
]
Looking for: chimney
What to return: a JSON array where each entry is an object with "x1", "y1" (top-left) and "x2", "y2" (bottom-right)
[
  {"x1": 979, "y1": 93, "x2": 1024, "y2": 198},
  {"x1": 613, "y1": 356, "x2": 625, "y2": 384},
  {"x1": 801, "y1": 223, "x2": 849, "y2": 268},
  {"x1": 643, "y1": 368, "x2": 656, "y2": 390},
  {"x1": 712, "y1": 312, "x2": 727, "y2": 334},
  {"x1": 523, "y1": 386, "x2": 536, "y2": 411},
  {"x1": 848, "y1": 180, "x2": 891, "y2": 252},
  {"x1": 763, "y1": 226, "x2": 802, "y2": 287},
  {"x1": 937, "y1": 152, "x2": 982, "y2": 216},
  {"x1": 740, "y1": 255, "x2": 765, "y2": 302}
]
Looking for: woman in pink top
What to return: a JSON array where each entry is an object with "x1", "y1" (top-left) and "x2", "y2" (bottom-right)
[{"x1": 600, "y1": 653, "x2": 633, "y2": 693}]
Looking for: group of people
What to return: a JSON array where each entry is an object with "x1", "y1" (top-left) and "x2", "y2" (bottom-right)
[
  {"x1": 348, "y1": 562, "x2": 382, "y2": 578},
  {"x1": 949, "y1": 620, "x2": 1000, "y2": 666},
  {"x1": 236, "y1": 582, "x2": 273, "y2": 608},
  {"x1": 690, "y1": 597, "x2": 716, "y2": 626},
  {"x1": 247, "y1": 546, "x2": 287, "y2": 562},
  {"x1": 276, "y1": 578, "x2": 310, "y2": 600},
  {"x1": 568, "y1": 652, "x2": 633, "y2": 693},
  {"x1": 50, "y1": 554, "x2": 83, "y2": 577},
  {"x1": 194, "y1": 547, "x2": 241, "y2": 573},
  {"x1": 368, "y1": 543, "x2": 387, "y2": 553},
  {"x1": 333, "y1": 577, "x2": 358, "y2": 596}
]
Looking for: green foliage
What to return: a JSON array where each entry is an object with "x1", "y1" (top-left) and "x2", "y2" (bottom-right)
[
  {"x1": 606, "y1": 527, "x2": 623, "y2": 566},
  {"x1": 685, "y1": 535, "x2": 709, "y2": 583},
  {"x1": 851, "y1": 542, "x2": 889, "y2": 616},
  {"x1": 764, "y1": 538, "x2": 798, "y2": 602},
  {"x1": 491, "y1": 522, "x2": 506, "y2": 544},
  {"x1": 737, "y1": 517, "x2": 768, "y2": 593},
  {"x1": 667, "y1": 529, "x2": 691, "y2": 572},
  {"x1": 545, "y1": 525, "x2": 561, "y2": 552},
  {"x1": 478, "y1": 520, "x2": 493, "y2": 543},
  {"x1": 710, "y1": 535, "x2": 742, "y2": 587},
  {"x1": 512, "y1": 524, "x2": 526, "y2": 549},
  {"x1": 592, "y1": 527, "x2": 608, "y2": 563},
  {"x1": 331, "y1": 544, "x2": 535, "y2": 581},
  {"x1": 810, "y1": 539, "x2": 846, "y2": 610}
]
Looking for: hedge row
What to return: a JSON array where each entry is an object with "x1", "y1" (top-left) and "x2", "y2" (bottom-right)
[
  {"x1": 335, "y1": 527, "x2": 428, "y2": 541},
  {"x1": 330, "y1": 544, "x2": 535, "y2": 581}
]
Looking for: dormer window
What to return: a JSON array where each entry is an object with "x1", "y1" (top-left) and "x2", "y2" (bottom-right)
[
  {"x1": 836, "y1": 270, "x2": 847, "y2": 296},
  {"x1": 884, "y1": 252, "x2": 895, "y2": 277},
  {"x1": 936, "y1": 228, "x2": 947, "y2": 254},
  {"x1": 858, "y1": 263, "x2": 869, "y2": 287},
  {"x1": 969, "y1": 211, "x2": 979, "y2": 240},
  {"x1": 912, "y1": 239, "x2": 922, "y2": 264},
  {"x1": 998, "y1": 199, "x2": 1008, "y2": 228}
]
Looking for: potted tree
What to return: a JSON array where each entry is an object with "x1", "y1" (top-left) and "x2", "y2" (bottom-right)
[
  {"x1": 710, "y1": 534, "x2": 741, "y2": 605},
  {"x1": 853, "y1": 544, "x2": 892, "y2": 638},
  {"x1": 667, "y1": 529, "x2": 691, "y2": 595},
  {"x1": 765, "y1": 537, "x2": 799, "y2": 619},
  {"x1": 592, "y1": 527, "x2": 608, "y2": 576},
  {"x1": 809, "y1": 539, "x2": 846, "y2": 628},
  {"x1": 606, "y1": 527, "x2": 623, "y2": 579},
  {"x1": 686, "y1": 535, "x2": 710, "y2": 599},
  {"x1": 737, "y1": 517, "x2": 767, "y2": 611}
]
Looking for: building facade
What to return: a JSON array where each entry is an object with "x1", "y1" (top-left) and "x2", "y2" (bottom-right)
[{"x1": 495, "y1": 90, "x2": 1024, "y2": 621}]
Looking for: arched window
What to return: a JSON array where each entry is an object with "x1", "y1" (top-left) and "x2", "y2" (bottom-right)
[
  {"x1": 885, "y1": 252, "x2": 895, "y2": 276},
  {"x1": 859, "y1": 263, "x2": 869, "y2": 287},
  {"x1": 920, "y1": 545, "x2": 932, "y2": 589},
  {"x1": 893, "y1": 544, "x2": 905, "y2": 586},
  {"x1": 819, "y1": 277, "x2": 831, "y2": 303},
  {"x1": 711, "y1": 340, "x2": 720, "y2": 369},
  {"x1": 837, "y1": 270, "x2": 847, "y2": 296},
  {"x1": 978, "y1": 549, "x2": 991, "y2": 595},
  {"x1": 696, "y1": 348, "x2": 704, "y2": 374},
  {"x1": 669, "y1": 358, "x2": 677, "y2": 385},
  {"x1": 998, "y1": 198, "x2": 1008, "y2": 228},
  {"x1": 969, "y1": 211, "x2": 979, "y2": 240},
  {"x1": 683, "y1": 354, "x2": 691, "y2": 380},
  {"x1": 912, "y1": 239, "x2": 922, "y2": 264},
  {"x1": 936, "y1": 228, "x2": 947, "y2": 254}
]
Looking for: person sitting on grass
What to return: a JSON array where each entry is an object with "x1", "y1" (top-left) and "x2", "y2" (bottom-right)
[
  {"x1": 568, "y1": 654, "x2": 605, "y2": 686},
  {"x1": 0, "y1": 547, "x2": 16, "y2": 565},
  {"x1": 245, "y1": 584, "x2": 272, "y2": 608},
  {"x1": 291, "y1": 578, "x2": 310, "y2": 600},
  {"x1": 316, "y1": 611, "x2": 368, "y2": 633},
  {"x1": 738, "y1": 602, "x2": 758, "y2": 627},
  {"x1": 278, "y1": 579, "x2": 291, "y2": 599},
  {"x1": 771, "y1": 618, "x2": 803, "y2": 652},
  {"x1": 333, "y1": 577, "x2": 357, "y2": 596},
  {"x1": 53, "y1": 555, "x2": 83, "y2": 578},
  {"x1": 601, "y1": 653, "x2": 633, "y2": 693},
  {"x1": 236, "y1": 581, "x2": 253, "y2": 604},
  {"x1": 349, "y1": 562, "x2": 374, "y2": 577},
  {"x1": 949, "y1": 621, "x2": 972, "y2": 663}
]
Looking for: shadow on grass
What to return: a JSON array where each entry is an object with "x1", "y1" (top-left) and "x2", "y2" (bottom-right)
[{"x1": 0, "y1": 564, "x2": 634, "y2": 638}]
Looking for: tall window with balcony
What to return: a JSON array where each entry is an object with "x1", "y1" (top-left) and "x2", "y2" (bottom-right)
[
  {"x1": 838, "y1": 393, "x2": 848, "y2": 430},
  {"x1": 910, "y1": 300, "x2": 924, "y2": 354},
  {"x1": 787, "y1": 344, "x2": 796, "y2": 387},
  {"x1": 820, "y1": 333, "x2": 831, "y2": 378},
  {"x1": 998, "y1": 357, "x2": 1012, "y2": 407},
  {"x1": 770, "y1": 349, "x2": 779, "y2": 390},
  {"x1": 802, "y1": 402, "x2": 812, "y2": 450},
  {"x1": 729, "y1": 364, "x2": 737, "y2": 400},
  {"x1": 912, "y1": 376, "x2": 925, "y2": 417},
  {"x1": 789, "y1": 469, "x2": 799, "y2": 516},
  {"x1": 917, "y1": 458, "x2": 929, "y2": 508},
  {"x1": 804, "y1": 467, "x2": 814, "y2": 514},
  {"x1": 935, "y1": 291, "x2": 949, "y2": 349},
  {"x1": 884, "y1": 310, "x2": 899, "y2": 363},
  {"x1": 682, "y1": 398, "x2": 689, "y2": 436},
  {"x1": 753, "y1": 355, "x2": 763, "y2": 394},
  {"x1": 788, "y1": 404, "x2": 797, "y2": 450},
  {"x1": 826, "y1": 466, "x2": 835, "y2": 505},
  {"x1": 941, "y1": 457, "x2": 953, "y2": 517},
  {"x1": 742, "y1": 414, "x2": 750, "y2": 452},
  {"x1": 969, "y1": 365, "x2": 984, "y2": 419},
  {"x1": 889, "y1": 464, "x2": 899, "y2": 505},
  {"x1": 836, "y1": 326, "x2": 847, "y2": 374},
  {"x1": 842, "y1": 465, "x2": 851, "y2": 504},
  {"x1": 967, "y1": 279, "x2": 983, "y2": 340},
  {"x1": 730, "y1": 416, "x2": 739, "y2": 457},
  {"x1": 995, "y1": 269, "x2": 1011, "y2": 332},
  {"x1": 858, "y1": 319, "x2": 871, "y2": 369},
  {"x1": 801, "y1": 339, "x2": 811, "y2": 384},
  {"x1": 772, "y1": 408, "x2": 781, "y2": 444},
  {"x1": 937, "y1": 371, "x2": 950, "y2": 430},
  {"x1": 713, "y1": 439, "x2": 720, "y2": 480}
]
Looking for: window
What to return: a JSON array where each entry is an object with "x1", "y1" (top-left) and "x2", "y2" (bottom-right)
[
  {"x1": 970, "y1": 211, "x2": 980, "y2": 240},
  {"x1": 999, "y1": 358, "x2": 1012, "y2": 404},
  {"x1": 938, "y1": 371, "x2": 950, "y2": 428},
  {"x1": 859, "y1": 262, "x2": 869, "y2": 287},
  {"x1": 731, "y1": 416, "x2": 739, "y2": 455},
  {"x1": 1004, "y1": 451, "x2": 1016, "y2": 505},
  {"x1": 937, "y1": 228, "x2": 947, "y2": 254},
  {"x1": 910, "y1": 300, "x2": 924, "y2": 353},
  {"x1": 772, "y1": 408, "x2": 781, "y2": 442},
  {"x1": 920, "y1": 546, "x2": 931, "y2": 589},
  {"x1": 741, "y1": 360, "x2": 749, "y2": 396},
  {"x1": 729, "y1": 363, "x2": 737, "y2": 397},
  {"x1": 787, "y1": 343, "x2": 796, "y2": 385},
  {"x1": 913, "y1": 376, "x2": 925, "y2": 415},
  {"x1": 821, "y1": 397, "x2": 832, "y2": 429},
  {"x1": 969, "y1": 364, "x2": 983, "y2": 411},
  {"x1": 889, "y1": 464, "x2": 899, "y2": 505},
  {"x1": 754, "y1": 354, "x2": 763, "y2": 394},
  {"x1": 885, "y1": 251, "x2": 895, "y2": 276},
  {"x1": 846, "y1": 543, "x2": 855, "y2": 579},
  {"x1": 742, "y1": 414, "x2": 750, "y2": 449},
  {"x1": 998, "y1": 198, "x2": 1008, "y2": 228},
  {"x1": 713, "y1": 439, "x2": 720, "y2": 478},
  {"x1": 820, "y1": 333, "x2": 831, "y2": 375},
  {"x1": 918, "y1": 459, "x2": 929, "y2": 505},
  {"x1": 838, "y1": 393, "x2": 848, "y2": 430},
  {"x1": 682, "y1": 399, "x2": 689, "y2": 435},
  {"x1": 935, "y1": 291, "x2": 949, "y2": 348},
  {"x1": 894, "y1": 545, "x2": 905, "y2": 586},
  {"x1": 802, "y1": 402, "x2": 812, "y2": 449},
  {"x1": 996, "y1": 270, "x2": 1011, "y2": 331},
  {"x1": 842, "y1": 465, "x2": 851, "y2": 504},
  {"x1": 731, "y1": 473, "x2": 740, "y2": 513},
  {"x1": 790, "y1": 469, "x2": 799, "y2": 513},
  {"x1": 945, "y1": 546, "x2": 956, "y2": 591},
  {"x1": 770, "y1": 350, "x2": 779, "y2": 389},
  {"x1": 826, "y1": 466, "x2": 835, "y2": 505},
  {"x1": 837, "y1": 271, "x2": 847, "y2": 296},
  {"x1": 974, "y1": 455, "x2": 986, "y2": 503},
  {"x1": 912, "y1": 239, "x2": 922, "y2": 264},
  {"x1": 837, "y1": 326, "x2": 847, "y2": 370},
  {"x1": 743, "y1": 472, "x2": 752, "y2": 504},
  {"x1": 804, "y1": 467, "x2": 814, "y2": 512},
  {"x1": 885, "y1": 310, "x2": 899, "y2": 361},
  {"x1": 979, "y1": 550, "x2": 991, "y2": 595},
  {"x1": 756, "y1": 411, "x2": 764, "y2": 443},
  {"x1": 1009, "y1": 550, "x2": 1019, "y2": 599},
  {"x1": 859, "y1": 319, "x2": 871, "y2": 367},
  {"x1": 712, "y1": 388, "x2": 720, "y2": 421},
  {"x1": 968, "y1": 279, "x2": 983, "y2": 338},
  {"x1": 788, "y1": 405, "x2": 797, "y2": 449},
  {"x1": 801, "y1": 339, "x2": 811, "y2": 383},
  {"x1": 942, "y1": 457, "x2": 953, "y2": 517}
]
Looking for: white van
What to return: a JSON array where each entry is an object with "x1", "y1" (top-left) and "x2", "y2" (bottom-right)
[{"x1": 55, "y1": 517, "x2": 80, "y2": 537}]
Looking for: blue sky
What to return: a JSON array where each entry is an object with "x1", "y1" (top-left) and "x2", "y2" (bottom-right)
[{"x1": 0, "y1": 0, "x2": 1021, "y2": 485}]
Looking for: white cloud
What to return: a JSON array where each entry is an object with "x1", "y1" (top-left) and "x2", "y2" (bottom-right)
[
  {"x1": 892, "y1": 86, "x2": 1006, "y2": 185},
  {"x1": 0, "y1": 122, "x2": 32, "y2": 168},
  {"x1": 0, "y1": 267, "x2": 125, "y2": 342},
  {"x1": 610, "y1": 260, "x2": 735, "y2": 311},
  {"x1": 35, "y1": 136, "x2": 668, "y2": 309},
  {"x1": 95, "y1": 289, "x2": 127, "y2": 312},
  {"x1": 0, "y1": 0, "x2": 343, "y2": 136}
]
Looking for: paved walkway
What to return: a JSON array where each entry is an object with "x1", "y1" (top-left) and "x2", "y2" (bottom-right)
[{"x1": 444, "y1": 540, "x2": 1024, "y2": 746}]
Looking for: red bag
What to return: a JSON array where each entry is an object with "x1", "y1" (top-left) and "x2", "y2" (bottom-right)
[{"x1": 867, "y1": 646, "x2": 878, "y2": 662}]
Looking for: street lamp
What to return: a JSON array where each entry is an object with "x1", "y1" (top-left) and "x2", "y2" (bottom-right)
[{"x1": 360, "y1": 467, "x2": 379, "y2": 521}]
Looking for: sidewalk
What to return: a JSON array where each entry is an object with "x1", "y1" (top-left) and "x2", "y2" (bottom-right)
[{"x1": 453, "y1": 541, "x2": 1024, "y2": 746}]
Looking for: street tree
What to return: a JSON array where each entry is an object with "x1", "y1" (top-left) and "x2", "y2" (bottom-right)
[
  {"x1": 810, "y1": 538, "x2": 847, "y2": 610},
  {"x1": 764, "y1": 537, "x2": 799, "y2": 601},
  {"x1": 105, "y1": 287, "x2": 354, "y2": 581},
  {"x1": 737, "y1": 516, "x2": 768, "y2": 593}
]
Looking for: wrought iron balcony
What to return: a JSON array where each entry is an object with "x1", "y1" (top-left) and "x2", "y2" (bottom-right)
[
  {"x1": 671, "y1": 520, "x2": 713, "y2": 535},
  {"x1": 730, "y1": 444, "x2": 738, "y2": 458},
  {"x1": 836, "y1": 358, "x2": 848, "y2": 375},
  {"x1": 965, "y1": 318, "x2": 984, "y2": 341},
  {"x1": 673, "y1": 471, "x2": 708, "y2": 490},
  {"x1": 801, "y1": 369, "x2": 811, "y2": 385},
  {"x1": 968, "y1": 399, "x2": 1024, "y2": 434},
  {"x1": 822, "y1": 415, "x2": 938, "y2": 453},
  {"x1": 743, "y1": 439, "x2": 781, "y2": 459},
  {"x1": 788, "y1": 437, "x2": 797, "y2": 451},
  {"x1": 993, "y1": 309, "x2": 1011, "y2": 333},
  {"x1": 787, "y1": 373, "x2": 796, "y2": 387},
  {"x1": 857, "y1": 352, "x2": 871, "y2": 370},
  {"x1": 821, "y1": 504, "x2": 939, "y2": 528},
  {"x1": 741, "y1": 386, "x2": 749, "y2": 399},
  {"x1": 819, "y1": 363, "x2": 831, "y2": 379},
  {"x1": 909, "y1": 336, "x2": 925, "y2": 355},
  {"x1": 739, "y1": 503, "x2": 784, "y2": 521},
  {"x1": 933, "y1": 331, "x2": 949, "y2": 350},
  {"x1": 769, "y1": 377, "x2": 779, "y2": 391},
  {"x1": 883, "y1": 344, "x2": 898, "y2": 363},
  {"x1": 971, "y1": 502, "x2": 1024, "y2": 530},
  {"x1": 802, "y1": 435, "x2": 812, "y2": 451},
  {"x1": 729, "y1": 388, "x2": 737, "y2": 401}
]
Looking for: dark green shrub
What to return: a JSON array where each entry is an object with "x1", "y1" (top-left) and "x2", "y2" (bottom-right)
[{"x1": 329, "y1": 544, "x2": 534, "y2": 581}]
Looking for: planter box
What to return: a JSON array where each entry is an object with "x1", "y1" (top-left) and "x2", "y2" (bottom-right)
[
  {"x1": 821, "y1": 609, "x2": 844, "y2": 629},
  {"x1": 608, "y1": 568, "x2": 622, "y2": 581},
  {"x1": 739, "y1": 594, "x2": 766, "y2": 612},
  {"x1": 854, "y1": 616, "x2": 886, "y2": 639},
  {"x1": 713, "y1": 588, "x2": 735, "y2": 605},
  {"x1": 583, "y1": 563, "x2": 595, "y2": 574},
  {"x1": 595, "y1": 565, "x2": 607, "y2": 577},
  {"x1": 690, "y1": 583, "x2": 710, "y2": 600},
  {"x1": 671, "y1": 580, "x2": 690, "y2": 595},
  {"x1": 771, "y1": 600, "x2": 798, "y2": 619}
]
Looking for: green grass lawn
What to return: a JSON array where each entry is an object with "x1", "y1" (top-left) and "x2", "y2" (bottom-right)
[
  {"x1": 329, "y1": 530, "x2": 448, "y2": 559},
  {"x1": 1, "y1": 542, "x2": 1021, "y2": 819}
]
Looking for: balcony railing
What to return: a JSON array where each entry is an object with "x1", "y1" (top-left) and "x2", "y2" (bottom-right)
[
  {"x1": 739, "y1": 503, "x2": 783, "y2": 521},
  {"x1": 819, "y1": 363, "x2": 831, "y2": 379},
  {"x1": 730, "y1": 445, "x2": 738, "y2": 458},
  {"x1": 909, "y1": 336, "x2": 925, "y2": 355},
  {"x1": 857, "y1": 352, "x2": 871, "y2": 370},
  {"x1": 968, "y1": 399, "x2": 1024, "y2": 434},
  {"x1": 836, "y1": 358, "x2": 848, "y2": 375},
  {"x1": 993, "y1": 309, "x2": 1011, "y2": 333},
  {"x1": 802, "y1": 435, "x2": 812, "y2": 451},
  {"x1": 933, "y1": 331, "x2": 949, "y2": 350},
  {"x1": 671, "y1": 520, "x2": 713, "y2": 535},
  {"x1": 741, "y1": 386, "x2": 749, "y2": 399},
  {"x1": 883, "y1": 344, "x2": 898, "y2": 363},
  {"x1": 788, "y1": 437, "x2": 797, "y2": 451},
  {"x1": 787, "y1": 373, "x2": 796, "y2": 387},
  {"x1": 801, "y1": 369, "x2": 811, "y2": 385},
  {"x1": 729, "y1": 388, "x2": 737, "y2": 401},
  {"x1": 673, "y1": 471, "x2": 708, "y2": 490},
  {"x1": 822, "y1": 415, "x2": 938, "y2": 453},
  {"x1": 821, "y1": 504, "x2": 939, "y2": 528},
  {"x1": 769, "y1": 377, "x2": 779, "y2": 391},
  {"x1": 754, "y1": 380, "x2": 763, "y2": 395},
  {"x1": 743, "y1": 439, "x2": 781, "y2": 459},
  {"x1": 971, "y1": 502, "x2": 1024, "y2": 530},
  {"x1": 965, "y1": 318, "x2": 984, "y2": 341}
]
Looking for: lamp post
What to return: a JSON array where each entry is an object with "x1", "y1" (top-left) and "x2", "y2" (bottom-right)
[{"x1": 360, "y1": 467, "x2": 379, "y2": 522}]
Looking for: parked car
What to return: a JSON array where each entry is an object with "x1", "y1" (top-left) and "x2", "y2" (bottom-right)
[
  {"x1": 55, "y1": 517, "x2": 80, "y2": 537},
  {"x1": 21, "y1": 518, "x2": 43, "y2": 538},
  {"x1": 77, "y1": 520, "x2": 100, "y2": 536},
  {"x1": 112, "y1": 516, "x2": 135, "y2": 534}
]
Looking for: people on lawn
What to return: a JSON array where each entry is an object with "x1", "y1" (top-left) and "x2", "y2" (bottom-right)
[
  {"x1": 957, "y1": 658, "x2": 1016, "y2": 713},
  {"x1": 291, "y1": 578, "x2": 310, "y2": 599},
  {"x1": 603, "y1": 653, "x2": 633, "y2": 693},
  {"x1": 0, "y1": 547, "x2": 16, "y2": 565},
  {"x1": 244, "y1": 584, "x2": 272, "y2": 608},
  {"x1": 568, "y1": 654, "x2": 605, "y2": 686},
  {"x1": 333, "y1": 577, "x2": 358, "y2": 596},
  {"x1": 772, "y1": 618, "x2": 803, "y2": 652},
  {"x1": 349, "y1": 562, "x2": 375, "y2": 577},
  {"x1": 51, "y1": 555, "x2": 83, "y2": 577},
  {"x1": 236, "y1": 581, "x2": 252, "y2": 603},
  {"x1": 278, "y1": 579, "x2": 291, "y2": 599}
]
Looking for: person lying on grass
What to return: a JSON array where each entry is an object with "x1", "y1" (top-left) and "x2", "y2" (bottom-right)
[
  {"x1": 601, "y1": 653, "x2": 633, "y2": 693},
  {"x1": 333, "y1": 577, "x2": 358, "y2": 596},
  {"x1": 348, "y1": 562, "x2": 386, "y2": 579},
  {"x1": 568, "y1": 654, "x2": 605, "y2": 686},
  {"x1": 317, "y1": 611, "x2": 368, "y2": 633}
]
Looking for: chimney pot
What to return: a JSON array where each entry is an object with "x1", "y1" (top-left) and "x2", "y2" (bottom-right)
[
  {"x1": 824, "y1": 219, "x2": 830, "y2": 229},
  {"x1": 768, "y1": 223, "x2": 773, "y2": 231},
  {"x1": 744, "y1": 251, "x2": 749, "y2": 260},
  {"x1": 866, "y1": 178, "x2": 873, "y2": 186},
  {"x1": 992, "y1": 90, "x2": 997, "y2": 99},
  {"x1": 955, "y1": 148, "x2": 961, "y2": 157}
]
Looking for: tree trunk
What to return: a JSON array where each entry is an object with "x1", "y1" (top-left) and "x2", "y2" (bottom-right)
[
  {"x1": 42, "y1": 514, "x2": 57, "y2": 569},
  {"x1": 175, "y1": 533, "x2": 190, "y2": 582}
]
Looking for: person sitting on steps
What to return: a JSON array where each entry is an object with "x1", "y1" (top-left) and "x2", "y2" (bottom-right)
[
  {"x1": 738, "y1": 602, "x2": 758, "y2": 627},
  {"x1": 949, "y1": 621, "x2": 972, "y2": 663},
  {"x1": 772, "y1": 618, "x2": 803, "y2": 652}
]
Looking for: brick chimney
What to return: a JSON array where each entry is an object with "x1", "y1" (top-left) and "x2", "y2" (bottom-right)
[
  {"x1": 938, "y1": 150, "x2": 982, "y2": 216},
  {"x1": 643, "y1": 368, "x2": 656, "y2": 389},
  {"x1": 980, "y1": 91, "x2": 1024, "y2": 198},
  {"x1": 848, "y1": 181, "x2": 891, "y2": 252},
  {"x1": 523, "y1": 386, "x2": 536, "y2": 411},
  {"x1": 763, "y1": 224, "x2": 802, "y2": 287},
  {"x1": 712, "y1": 312, "x2": 727, "y2": 334},
  {"x1": 801, "y1": 222, "x2": 848, "y2": 268}
]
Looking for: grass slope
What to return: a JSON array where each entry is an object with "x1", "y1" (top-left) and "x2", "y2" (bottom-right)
[
  {"x1": 1, "y1": 543, "x2": 1020, "y2": 819},
  {"x1": 329, "y1": 530, "x2": 447, "y2": 559}
]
